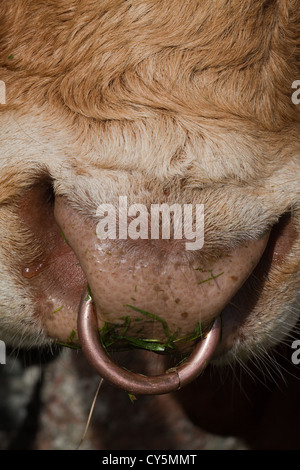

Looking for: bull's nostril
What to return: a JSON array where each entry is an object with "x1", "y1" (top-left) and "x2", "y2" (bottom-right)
[{"x1": 77, "y1": 287, "x2": 222, "y2": 395}]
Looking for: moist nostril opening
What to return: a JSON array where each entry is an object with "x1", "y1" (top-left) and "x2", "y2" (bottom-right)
[
  {"x1": 266, "y1": 211, "x2": 297, "y2": 265},
  {"x1": 17, "y1": 178, "x2": 56, "y2": 234},
  {"x1": 45, "y1": 180, "x2": 55, "y2": 207},
  {"x1": 15, "y1": 172, "x2": 56, "y2": 212},
  {"x1": 16, "y1": 176, "x2": 69, "y2": 278}
]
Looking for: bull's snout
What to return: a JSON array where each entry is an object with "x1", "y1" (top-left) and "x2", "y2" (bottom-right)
[
  {"x1": 54, "y1": 197, "x2": 269, "y2": 342},
  {"x1": 52, "y1": 196, "x2": 269, "y2": 394}
]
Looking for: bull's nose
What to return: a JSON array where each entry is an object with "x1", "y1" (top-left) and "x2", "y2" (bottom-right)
[{"x1": 54, "y1": 197, "x2": 270, "y2": 347}]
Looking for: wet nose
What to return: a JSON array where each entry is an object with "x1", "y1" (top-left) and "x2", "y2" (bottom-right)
[{"x1": 54, "y1": 197, "x2": 269, "y2": 347}]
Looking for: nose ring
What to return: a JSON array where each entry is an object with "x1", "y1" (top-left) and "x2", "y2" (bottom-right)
[{"x1": 77, "y1": 288, "x2": 221, "y2": 395}]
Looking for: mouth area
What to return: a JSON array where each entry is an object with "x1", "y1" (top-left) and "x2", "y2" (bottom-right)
[
  {"x1": 77, "y1": 288, "x2": 223, "y2": 395},
  {"x1": 17, "y1": 183, "x2": 296, "y2": 362}
]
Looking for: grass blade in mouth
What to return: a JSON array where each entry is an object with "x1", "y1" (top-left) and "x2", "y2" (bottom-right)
[
  {"x1": 124, "y1": 304, "x2": 171, "y2": 339},
  {"x1": 98, "y1": 307, "x2": 211, "y2": 354},
  {"x1": 196, "y1": 270, "x2": 224, "y2": 285},
  {"x1": 99, "y1": 319, "x2": 175, "y2": 353}
]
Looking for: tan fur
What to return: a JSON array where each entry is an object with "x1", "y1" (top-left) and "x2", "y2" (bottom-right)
[{"x1": 0, "y1": 0, "x2": 299, "y2": 372}]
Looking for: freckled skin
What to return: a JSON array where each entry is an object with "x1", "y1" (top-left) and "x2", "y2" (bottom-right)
[{"x1": 50, "y1": 197, "x2": 270, "y2": 346}]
